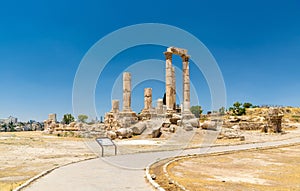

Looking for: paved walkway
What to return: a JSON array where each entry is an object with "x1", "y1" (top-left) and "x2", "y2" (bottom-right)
[{"x1": 23, "y1": 137, "x2": 300, "y2": 191}]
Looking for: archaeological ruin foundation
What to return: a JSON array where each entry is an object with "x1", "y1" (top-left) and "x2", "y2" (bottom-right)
[
  {"x1": 43, "y1": 47, "x2": 288, "y2": 141},
  {"x1": 103, "y1": 47, "x2": 196, "y2": 135}
]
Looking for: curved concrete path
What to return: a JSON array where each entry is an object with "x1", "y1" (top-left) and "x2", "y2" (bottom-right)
[{"x1": 23, "y1": 137, "x2": 300, "y2": 191}]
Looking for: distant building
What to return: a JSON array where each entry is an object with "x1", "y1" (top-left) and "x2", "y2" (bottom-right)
[{"x1": 0, "y1": 116, "x2": 18, "y2": 124}]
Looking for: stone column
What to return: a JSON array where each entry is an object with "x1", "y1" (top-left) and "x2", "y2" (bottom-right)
[
  {"x1": 143, "y1": 88, "x2": 152, "y2": 111},
  {"x1": 182, "y1": 55, "x2": 191, "y2": 113},
  {"x1": 172, "y1": 66, "x2": 176, "y2": 110},
  {"x1": 156, "y1": 99, "x2": 163, "y2": 114},
  {"x1": 122, "y1": 72, "x2": 132, "y2": 112},
  {"x1": 164, "y1": 51, "x2": 174, "y2": 111},
  {"x1": 111, "y1": 100, "x2": 119, "y2": 113}
]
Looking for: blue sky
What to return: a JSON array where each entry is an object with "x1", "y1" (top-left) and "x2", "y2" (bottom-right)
[{"x1": 0, "y1": 0, "x2": 299, "y2": 121}]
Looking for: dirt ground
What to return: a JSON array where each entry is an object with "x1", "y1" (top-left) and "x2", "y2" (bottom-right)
[
  {"x1": 1, "y1": 126, "x2": 300, "y2": 191},
  {"x1": 153, "y1": 144, "x2": 300, "y2": 191},
  {"x1": 0, "y1": 132, "x2": 96, "y2": 191},
  {"x1": 115, "y1": 126, "x2": 300, "y2": 154}
]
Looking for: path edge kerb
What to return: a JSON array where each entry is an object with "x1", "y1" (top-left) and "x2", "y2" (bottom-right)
[
  {"x1": 145, "y1": 141, "x2": 300, "y2": 191},
  {"x1": 14, "y1": 156, "x2": 98, "y2": 191},
  {"x1": 145, "y1": 163, "x2": 166, "y2": 191}
]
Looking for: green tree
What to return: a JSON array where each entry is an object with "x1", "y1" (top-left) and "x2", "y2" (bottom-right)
[
  {"x1": 233, "y1": 102, "x2": 242, "y2": 108},
  {"x1": 2, "y1": 124, "x2": 7, "y2": 132},
  {"x1": 190, "y1": 105, "x2": 203, "y2": 118},
  {"x1": 8, "y1": 121, "x2": 15, "y2": 132},
  {"x1": 229, "y1": 102, "x2": 246, "y2": 116},
  {"x1": 243, "y1": 102, "x2": 253, "y2": 109},
  {"x1": 62, "y1": 114, "x2": 75, "y2": 124},
  {"x1": 78, "y1": 114, "x2": 88, "y2": 123},
  {"x1": 219, "y1": 106, "x2": 226, "y2": 115}
]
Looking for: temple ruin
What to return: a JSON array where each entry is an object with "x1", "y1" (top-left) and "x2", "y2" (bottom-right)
[
  {"x1": 164, "y1": 47, "x2": 194, "y2": 119},
  {"x1": 43, "y1": 47, "x2": 288, "y2": 140},
  {"x1": 104, "y1": 47, "x2": 196, "y2": 135}
]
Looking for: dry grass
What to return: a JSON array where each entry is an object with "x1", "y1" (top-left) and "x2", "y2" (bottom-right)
[
  {"x1": 246, "y1": 107, "x2": 300, "y2": 123},
  {"x1": 164, "y1": 144, "x2": 300, "y2": 191},
  {"x1": 0, "y1": 131, "x2": 96, "y2": 191},
  {"x1": 1, "y1": 125, "x2": 300, "y2": 191},
  {"x1": 150, "y1": 158, "x2": 183, "y2": 191}
]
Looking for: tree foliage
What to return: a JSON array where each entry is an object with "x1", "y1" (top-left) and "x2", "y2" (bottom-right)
[
  {"x1": 62, "y1": 114, "x2": 75, "y2": 124},
  {"x1": 2, "y1": 124, "x2": 7, "y2": 132},
  {"x1": 8, "y1": 122, "x2": 15, "y2": 132},
  {"x1": 229, "y1": 102, "x2": 255, "y2": 116},
  {"x1": 78, "y1": 114, "x2": 88, "y2": 123},
  {"x1": 219, "y1": 106, "x2": 226, "y2": 115},
  {"x1": 243, "y1": 102, "x2": 253, "y2": 109},
  {"x1": 190, "y1": 105, "x2": 203, "y2": 118},
  {"x1": 229, "y1": 102, "x2": 246, "y2": 116}
]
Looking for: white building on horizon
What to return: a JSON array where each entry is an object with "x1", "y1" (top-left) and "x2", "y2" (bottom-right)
[{"x1": 0, "y1": 116, "x2": 18, "y2": 124}]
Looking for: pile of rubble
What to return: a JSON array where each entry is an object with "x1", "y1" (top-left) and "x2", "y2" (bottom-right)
[
  {"x1": 104, "y1": 114, "x2": 201, "y2": 140},
  {"x1": 43, "y1": 114, "x2": 107, "y2": 138},
  {"x1": 217, "y1": 125, "x2": 245, "y2": 141},
  {"x1": 222, "y1": 107, "x2": 285, "y2": 133}
]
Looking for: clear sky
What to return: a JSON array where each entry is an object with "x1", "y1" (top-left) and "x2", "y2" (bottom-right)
[{"x1": 0, "y1": 0, "x2": 299, "y2": 122}]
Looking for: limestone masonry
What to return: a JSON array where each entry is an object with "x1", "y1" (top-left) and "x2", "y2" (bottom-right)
[
  {"x1": 104, "y1": 46, "x2": 195, "y2": 127},
  {"x1": 41, "y1": 47, "x2": 289, "y2": 141}
]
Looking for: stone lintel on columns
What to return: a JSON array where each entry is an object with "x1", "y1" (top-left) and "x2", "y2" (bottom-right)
[{"x1": 167, "y1": 47, "x2": 188, "y2": 56}]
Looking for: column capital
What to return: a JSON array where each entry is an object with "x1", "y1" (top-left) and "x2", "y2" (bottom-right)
[
  {"x1": 181, "y1": 54, "x2": 190, "y2": 62},
  {"x1": 164, "y1": 51, "x2": 173, "y2": 60}
]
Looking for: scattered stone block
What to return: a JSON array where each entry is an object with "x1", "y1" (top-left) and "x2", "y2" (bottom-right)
[
  {"x1": 177, "y1": 120, "x2": 182, "y2": 126},
  {"x1": 183, "y1": 124, "x2": 193, "y2": 131},
  {"x1": 169, "y1": 118, "x2": 180, "y2": 124},
  {"x1": 131, "y1": 122, "x2": 146, "y2": 135},
  {"x1": 201, "y1": 120, "x2": 217, "y2": 130},
  {"x1": 162, "y1": 122, "x2": 171, "y2": 128},
  {"x1": 152, "y1": 127, "x2": 161, "y2": 138},
  {"x1": 69, "y1": 122, "x2": 76, "y2": 127},
  {"x1": 228, "y1": 116, "x2": 240, "y2": 123},
  {"x1": 116, "y1": 128, "x2": 133, "y2": 139},
  {"x1": 186, "y1": 118, "x2": 200, "y2": 128},
  {"x1": 169, "y1": 126, "x2": 175, "y2": 133},
  {"x1": 232, "y1": 125, "x2": 240, "y2": 130},
  {"x1": 151, "y1": 174, "x2": 156, "y2": 180},
  {"x1": 106, "y1": 131, "x2": 117, "y2": 140}
]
